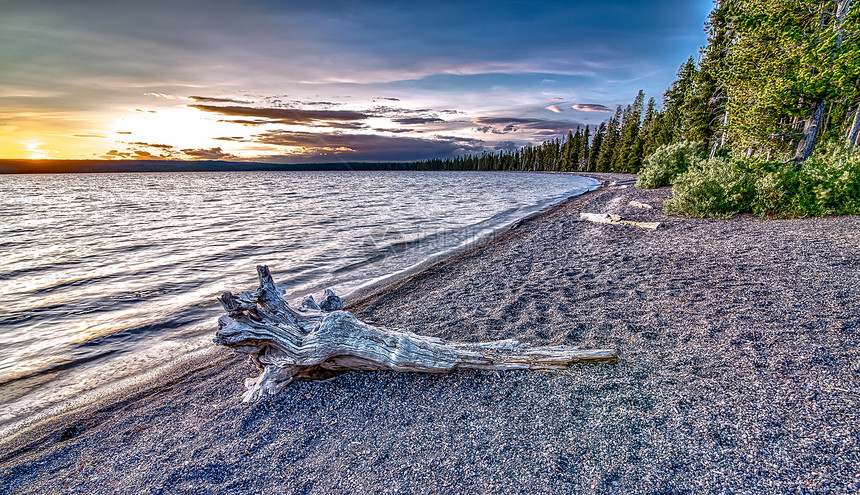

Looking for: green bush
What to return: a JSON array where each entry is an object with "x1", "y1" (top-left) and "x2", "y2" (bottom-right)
[
  {"x1": 794, "y1": 145, "x2": 860, "y2": 216},
  {"x1": 636, "y1": 141, "x2": 703, "y2": 189},
  {"x1": 664, "y1": 157, "x2": 754, "y2": 218},
  {"x1": 665, "y1": 145, "x2": 860, "y2": 218}
]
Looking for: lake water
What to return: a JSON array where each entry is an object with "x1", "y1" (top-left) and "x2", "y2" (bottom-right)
[{"x1": 0, "y1": 170, "x2": 597, "y2": 432}]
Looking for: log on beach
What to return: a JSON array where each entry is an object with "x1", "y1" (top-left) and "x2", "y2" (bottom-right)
[{"x1": 214, "y1": 265, "x2": 619, "y2": 401}]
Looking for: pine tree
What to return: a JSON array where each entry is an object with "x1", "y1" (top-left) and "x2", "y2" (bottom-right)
[
  {"x1": 640, "y1": 97, "x2": 662, "y2": 157},
  {"x1": 589, "y1": 122, "x2": 606, "y2": 172},
  {"x1": 570, "y1": 128, "x2": 582, "y2": 171},
  {"x1": 597, "y1": 107, "x2": 622, "y2": 171},
  {"x1": 580, "y1": 125, "x2": 591, "y2": 170},
  {"x1": 616, "y1": 90, "x2": 646, "y2": 172}
]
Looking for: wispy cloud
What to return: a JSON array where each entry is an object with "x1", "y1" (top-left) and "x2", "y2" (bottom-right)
[
  {"x1": 473, "y1": 117, "x2": 581, "y2": 135},
  {"x1": 572, "y1": 103, "x2": 613, "y2": 113},
  {"x1": 188, "y1": 96, "x2": 251, "y2": 104},
  {"x1": 545, "y1": 105, "x2": 563, "y2": 113},
  {"x1": 392, "y1": 117, "x2": 445, "y2": 125}
]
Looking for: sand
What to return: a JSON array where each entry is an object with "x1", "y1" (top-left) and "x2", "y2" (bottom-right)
[{"x1": 2, "y1": 174, "x2": 859, "y2": 494}]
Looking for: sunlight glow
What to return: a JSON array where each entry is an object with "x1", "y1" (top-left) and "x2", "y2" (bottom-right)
[{"x1": 24, "y1": 141, "x2": 50, "y2": 159}]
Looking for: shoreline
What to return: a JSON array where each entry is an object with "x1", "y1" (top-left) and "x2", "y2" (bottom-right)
[{"x1": 3, "y1": 174, "x2": 859, "y2": 493}]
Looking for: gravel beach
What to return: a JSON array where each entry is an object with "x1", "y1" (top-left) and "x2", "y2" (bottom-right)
[{"x1": 2, "y1": 174, "x2": 859, "y2": 494}]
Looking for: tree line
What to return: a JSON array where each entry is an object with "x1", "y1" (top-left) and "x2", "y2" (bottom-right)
[{"x1": 414, "y1": 0, "x2": 860, "y2": 172}]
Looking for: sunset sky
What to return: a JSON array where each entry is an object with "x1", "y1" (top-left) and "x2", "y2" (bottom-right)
[{"x1": 0, "y1": 0, "x2": 713, "y2": 162}]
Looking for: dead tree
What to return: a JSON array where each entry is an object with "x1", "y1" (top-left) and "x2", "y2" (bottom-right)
[{"x1": 214, "y1": 266, "x2": 619, "y2": 401}]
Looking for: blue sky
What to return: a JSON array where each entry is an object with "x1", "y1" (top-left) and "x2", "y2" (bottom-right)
[{"x1": 0, "y1": 0, "x2": 714, "y2": 162}]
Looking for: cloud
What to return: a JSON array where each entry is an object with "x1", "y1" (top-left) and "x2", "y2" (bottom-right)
[
  {"x1": 572, "y1": 103, "x2": 613, "y2": 113},
  {"x1": 545, "y1": 105, "x2": 563, "y2": 113},
  {"x1": 116, "y1": 131, "x2": 132, "y2": 134},
  {"x1": 494, "y1": 140, "x2": 519, "y2": 152},
  {"x1": 144, "y1": 93, "x2": 187, "y2": 100},
  {"x1": 189, "y1": 104, "x2": 369, "y2": 124},
  {"x1": 216, "y1": 119, "x2": 270, "y2": 126},
  {"x1": 188, "y1": 96, "x2": 251, "y2": 104},
  {"x1": 253, "y1": 130, "x2": 484, "y2": 161},
  {"x1": 372, "y1": 128, "x2": 415, "y2": 133},
  {"x1": 213, "y1": 136, "x2": 248, "y2": 142},
  {"x1": 73, "y1": 133, "x2": 106, "y2": 138},
  {"x1": 124, "y1": 141, "x2": 176, "y2": 150},
  {"x1": 181, "y1": 147, "x2": 233, "y2": 159},
  {"x1": 392, "y1": 117, "x2": 445, "y2": 125},
  {"x1": 473, "y1": 117, "x2": 581, "y2": 135},
  {"x1": 311, "y1": 121, "x2": 368, "y2": 129}
]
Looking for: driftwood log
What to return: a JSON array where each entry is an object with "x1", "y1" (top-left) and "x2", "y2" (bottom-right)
[
  {"x1": 579, "y1": 212, "x2": 661, "y2": 230},
  {"x1": 214, "y1": 266, "x2": 619, "y2": 401}
]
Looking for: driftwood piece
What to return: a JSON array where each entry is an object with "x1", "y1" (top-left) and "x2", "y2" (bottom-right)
[
  {"x1": 579, "y1": 212, "x2": 661, "y2": 230},
  {"x1": 214, "y1": 266, "x2": 619, "y2": 401},
  {"x1": 629, "y1": 201, "x2": 653, "y2": 210}
]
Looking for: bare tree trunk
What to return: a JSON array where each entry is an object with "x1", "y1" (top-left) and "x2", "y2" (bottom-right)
[
  {"x1": 795, "y1": 100, "x2": 827, "y2": 161},
  {"x1": 215, "y1": 266, "x2": 619, "y2": 401},
  {"x1": 847, "y1": 104, "x2": 860, "y2": 146},
  {"x1": 712, "y1": 109, "x2": 729, "y2": 158}
]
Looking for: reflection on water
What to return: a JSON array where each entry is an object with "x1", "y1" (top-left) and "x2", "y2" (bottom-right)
[{"x1": 0, "y1": 170, "x2": 596, "y2": 430}]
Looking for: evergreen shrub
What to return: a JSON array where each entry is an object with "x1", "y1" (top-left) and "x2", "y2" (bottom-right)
[
  {"x1": 635, "y1": 141, "x2": 703, "y2": 189},
  {"x1": 665, "y1": 145, "x2": 860, "y2": 218}
]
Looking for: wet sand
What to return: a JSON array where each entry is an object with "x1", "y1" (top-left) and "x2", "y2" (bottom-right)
[{"x1": 2, "y1": 174, "x2": 859, "y2": 494}]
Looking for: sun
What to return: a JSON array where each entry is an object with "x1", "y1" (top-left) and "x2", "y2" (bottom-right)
[{"x1": 24, "y1": 141, "x2": 50, "y2": 159}]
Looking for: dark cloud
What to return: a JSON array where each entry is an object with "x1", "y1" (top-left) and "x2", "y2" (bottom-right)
[
  {"x1": 103, "y1": 148, "x2": 169, "y2": 160},
  {"x1": 189, "y1": 105, "x2": 369, "y2": 124},
  {"x1": 302, "y1": 101, "x2": 341, "y2": 106},
  {"x1": 181, "y1": 147, "x2": 233, "y2": 159},
  {"x1": 375, "y1": 97, "x2": 400, "y2": 101},
  {"x1": 473, "y1": 117, "x2": 581, "y2": 135},
  {"x1": 213, "y1": 136, "x2": 248, "y2": 141},
  {"x1": 116, "y1": 131, "x2": 132, "y2": 134},
  {"x1": 134, "y1": 109, "x2": 157, "y2": 113},
  {"x1": 494, "y1": 140, "x2": 520, "y2": 152},
  {"x1": 367, "y1": 106, "x2": 436, "y2": 117},
  {"x1": 392, "y1": 117, "x2": 445, "y2": 125},
  {"x1": 254, "y1": 130, "x2": 484, "y2": 161},
  {"x1": 188, "y1": 96, "x2": 250, "y2": 104},
  {"x1": 572, "y1": 103, "x2": 613, "y2": 113},
  {"x1": 311, "y1": 121, "x2": 368, "y2": 129},
  {"x1": 124, "y1": 141, "x2": 176, "y2": 150},
  {"x1": 217, "y1": 119, "x2": 270, "y2": 126},
  {"x1": 261, "y1": 96, "x2": 343, "y2": 107}
]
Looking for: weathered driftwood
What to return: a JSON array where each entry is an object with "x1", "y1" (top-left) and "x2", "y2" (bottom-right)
[
  {"x1": 214, "y1": 266, "x2": 619, "y2": 401},
  {"x1": 579, "y1": 212, "x2": 661, "y2": 230},
  {"x1": 629, "y1": 201, "x2": 653, "y2": 210}
]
